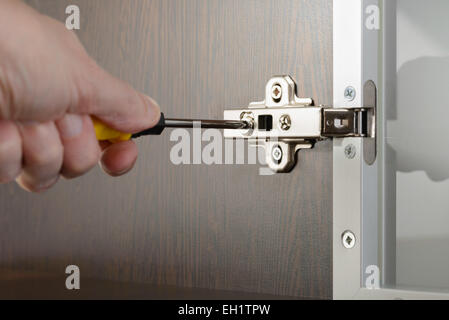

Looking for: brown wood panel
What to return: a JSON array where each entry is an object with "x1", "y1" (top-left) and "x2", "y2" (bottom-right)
[{"x1": 0, "y1": 0, "x2": 333, "y2": 299}]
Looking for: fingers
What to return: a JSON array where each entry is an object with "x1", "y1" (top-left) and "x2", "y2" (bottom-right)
[
  {"x1": 0, "y1": 117, "x2": 140, "y2": 191},
  {"x1": 0, "y1": 120, "x2": 22, "y2": 183},
  {"x1": 56, "y1": 114, "x2": 101, "y2": 179},
  {"x1": 15, "y1": 121, "x2": 63, "y2": 192},
  {"x1": 100, "y1": 140, "x2": 138, "y2": 177},
  {"x1": 77, "y1": 66, "x2": 161, "y2": 134},
  {"x1": 0, "y1": 117, "x2": 100, "y2": 191}
]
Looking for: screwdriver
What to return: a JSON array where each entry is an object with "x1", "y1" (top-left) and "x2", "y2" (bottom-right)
[{"x1": 93, "y1": 113, "x2": 251, "y2": 143}]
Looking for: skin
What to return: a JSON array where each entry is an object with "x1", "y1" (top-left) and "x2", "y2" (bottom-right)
[{"x1": 0, "y1": 0, "x2": 161, "y2": 192}]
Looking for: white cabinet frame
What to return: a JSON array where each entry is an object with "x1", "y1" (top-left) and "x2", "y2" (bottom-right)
[{"x1": 332, "y1": 0, "x2": 449, "y2": 300}]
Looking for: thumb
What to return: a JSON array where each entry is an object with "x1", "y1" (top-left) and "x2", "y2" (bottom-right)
[{"x1": 79, "y1": 67, "x2": 161, "y2": 134}]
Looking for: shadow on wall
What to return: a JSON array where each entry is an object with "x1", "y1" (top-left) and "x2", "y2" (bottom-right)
[
  {"x1": 397, "y1": 237, "x2": 449, "y2": 290},
  {"x1": 387, "y1": 56, "x2": 449, "y2": 182}
]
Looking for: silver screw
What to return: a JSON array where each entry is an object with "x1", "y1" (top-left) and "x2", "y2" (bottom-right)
[
  {"x1": 279, "y1": 114, "x2": 291, "y2": 131},
  {"x1": 342, "y1": 230, "x2": 356, "y2": 249},
  {"x1": 271, "y1": 84, "x2": 283, "y2": 102},
  {"x1": 344, "y1": 86, "x2": 356, "y2": 101},
  {"x1": 344, "y1": 144, "x2": 356, "y2": 159},
  {"x1": 240, "y1": 111, "x2": 255, "y2": 131},
  {"x1": 271, "y1": 145, "x2": 283, "y2": 163}
]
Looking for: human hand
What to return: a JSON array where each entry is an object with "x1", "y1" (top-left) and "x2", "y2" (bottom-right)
[{"x1": 0, "y1": 0, "x2": 160, "y2": 192}]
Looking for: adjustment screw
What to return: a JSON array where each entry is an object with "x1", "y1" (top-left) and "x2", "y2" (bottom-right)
[
  {"x1": 271, "y1": 145, "x2": 283, "y2": 164},
  {"x1": 271, "y1": 84, "x2": 283, "y2": 102},
  {"x1": 344, "y1": 144, "x2": 356, "y2": 159},
  {"x1": 344, "y1": 86, "x2": 356, "y2": 101},
  {"x1": 342, "y1": 230, "x2": 356, "y2": 249},
  {"x1": 279, "y1": 114, "x2": 291, "y2": 131}
]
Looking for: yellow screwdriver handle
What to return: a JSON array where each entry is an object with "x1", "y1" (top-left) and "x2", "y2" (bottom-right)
[{"x1": 92, "y1": 118, "x2": 132, "y2": 143}]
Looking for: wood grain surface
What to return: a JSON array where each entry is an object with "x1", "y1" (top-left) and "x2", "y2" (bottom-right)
[{"x1": 1, "y1": 0, "x2": 333, "y2": 299}]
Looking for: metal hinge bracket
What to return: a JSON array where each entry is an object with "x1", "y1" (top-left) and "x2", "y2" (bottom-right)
[{"x1": 224, "y1": 76, "x2": 376, "y2": 172}]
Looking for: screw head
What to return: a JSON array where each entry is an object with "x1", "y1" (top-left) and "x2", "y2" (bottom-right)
[
  {"x1": 271, "y1": 84, "x2": 283, "y2": 102},
  {"x1": 279, "y1": 114, "x2": 291, "y2": 131},
  {"x1": 342, "y1": 230, "x2": 356, "y2": 249},
  {"x1": 271, "y1": 145, "x2": 283, "y2": 163},
  {"x1": 240, "y1": 111, "x2": 255, "y2": 132},
  {"x1": 344, "y1": 144, "x2": 356, "y2": 159},
  {"x1": 344, "y1": 86, "x2": 356, "y2": 101}
]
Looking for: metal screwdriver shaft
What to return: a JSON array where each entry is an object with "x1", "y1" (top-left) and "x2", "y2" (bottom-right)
[
  {"x1": 164, "y1": 118, "x2": 249, "y2": 130},
  {"x1": 131, "y1": 113, "x2": 251, "y2": 138}
]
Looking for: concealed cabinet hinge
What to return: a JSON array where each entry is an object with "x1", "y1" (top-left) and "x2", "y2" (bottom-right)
[{"x1": 224, "y1": 76, "x2": 376, "y2": 173}]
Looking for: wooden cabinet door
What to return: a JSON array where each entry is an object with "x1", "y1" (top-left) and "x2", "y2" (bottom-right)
[{"x1": 0, "y1": 0, "x2": 332, "y2": 299}]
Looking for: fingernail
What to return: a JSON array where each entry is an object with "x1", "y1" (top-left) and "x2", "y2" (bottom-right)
[
  {"x1": 36, "y1": 175, "x2": 60, "y2": 192},
  {"x1": 58, "y1": 114, "x2": 84, "y2": 139},
  {"x1": 16, "y1": 174, "x2": 59, "y2": 193},
  {"x1": 144, "y1": 95, "x2": 161, "y2": 124}
]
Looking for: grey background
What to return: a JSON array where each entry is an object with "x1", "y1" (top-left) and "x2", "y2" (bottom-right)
[{"x1": 387, "y1": 0, "x2": 449, "y2": 290}]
